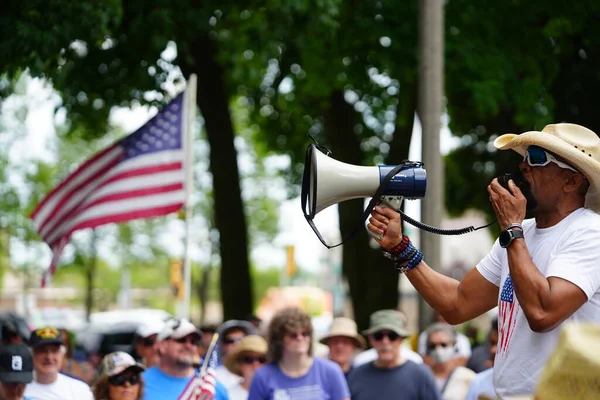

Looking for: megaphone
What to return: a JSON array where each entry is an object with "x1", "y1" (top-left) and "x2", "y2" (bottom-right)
[{"x1": 301, "y1": 144, "x2": 427, "y2": 247}]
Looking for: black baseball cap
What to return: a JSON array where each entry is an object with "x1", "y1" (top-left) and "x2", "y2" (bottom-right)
[
  {"x1": 28, "y1": 327, "x2": 63, "y2": 348},
  {"x1": 0, "y1": 344, "x2": 33, "y2": 384}
]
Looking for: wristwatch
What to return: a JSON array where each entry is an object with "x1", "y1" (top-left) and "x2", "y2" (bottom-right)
[{"x1": 499, "y1": 225, "x2": 524, "y2": 248}]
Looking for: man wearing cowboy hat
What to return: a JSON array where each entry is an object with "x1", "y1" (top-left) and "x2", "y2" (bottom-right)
[
  {"x1": 368, "y1": 123, "x2": 600, "y2": 398},
  {"x1": 319, "y1": 317, "x2": 366, "y2": 378}
]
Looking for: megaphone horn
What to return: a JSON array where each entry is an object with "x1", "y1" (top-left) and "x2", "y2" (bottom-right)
[{"x1": 302, "y1": 144, "x2": 427, "y2": 218}]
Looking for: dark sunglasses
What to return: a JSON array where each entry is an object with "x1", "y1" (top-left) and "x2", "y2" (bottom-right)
[
  {"x1": 108, "y1": 374, "x2": 140, "y2": 386},
  {"x1": 286, "y1": 331, "x2": 310, "y2": 340},
  {"x1": 240, "y1": 355, "x2": 267, "y2": 365},
  {"x1": 373, "y1": 331, "x2": 400, "y2": 342},
  {"x1": 173, "y1": 335, "x2": 201, "y2": 346},
  {"x1": 525, "y1": 145, "x2": 579, "y2": 172},
  {"x1": 141, "y1": 337, "x2": 156, "y2": 347},
  {"x1": 222, "y1": 336, "x2": 244, "y2": 345},
  {"x1": 427, "y1": 342, "x2": 451, "y2": 351}
]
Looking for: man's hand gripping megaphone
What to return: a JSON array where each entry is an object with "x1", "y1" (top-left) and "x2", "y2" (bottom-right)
[{"x1": 368, "y1": 205, "x2": 403, "y2": 251}]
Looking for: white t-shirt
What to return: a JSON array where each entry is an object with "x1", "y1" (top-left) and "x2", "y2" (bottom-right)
[
  {"x1": 25, "y1": 373, "x2": 93, "y2": 400},
  {"x1": 215, "y1": 364, "x2": 242, "y2": 390},
  {"x1": 476, "y1": 208, "x2": 600, "y2": 397},
  {"x1": 227, "y1": 382, "x2": 248, "y2": 400},
  {"x1": 352, "y1": 343, "x2": 423, "y2": 366}
]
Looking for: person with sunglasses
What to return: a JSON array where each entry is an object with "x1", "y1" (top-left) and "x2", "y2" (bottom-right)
[
  {"x1": 369, "y1": 123, "x2": 600, "y2": 398},
  {"x1": 222, "y1": 335, "x2": 268, "y2": 400},
  {"x1": 142, "y1": 318, "x2": 229, "y2": 400},
  {"x1": 133, "y1": 319, "x2": 164, "y2": 369},
  {"x1": 422, "y1": 323, "x2": 475, "y2": 400},
  {"x1": 93, "y1": 351, "x2": 145, "y2": 400},
  {"x1": 214, "y1": 320, "x2": 257, "y2": 393},
  {"x1": 248, "y1": 307, "x2": 350, "y2": 400},
  {"x1": 347, "y1": 310, "x2": 440, "y2": 400}
]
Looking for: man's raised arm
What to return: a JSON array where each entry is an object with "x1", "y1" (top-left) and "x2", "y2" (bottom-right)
[{"x1": 368, "y1": 206, "x2": 498, "y2": 324}]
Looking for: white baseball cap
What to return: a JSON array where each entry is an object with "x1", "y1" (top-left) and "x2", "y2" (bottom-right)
[
  {"x1": 135, "y1": 319, "x2": 166, "y2": 339},
  {"x1": 156, "y1": 318, "x2": 201, "y2": 342}
]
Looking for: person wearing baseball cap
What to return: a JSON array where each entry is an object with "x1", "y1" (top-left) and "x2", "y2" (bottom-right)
[
  {"x1": 0, "y1": 344, "x2": 35, "y2": 400},
  {"x1": 24, "y1": 326, "x2": 93, "y2": 400},
  {"x1": 134, "y1": 319, "x2": 165, "y2": 368},
  {"x1": 93, "y1": 351, "x2": 145, "y2": 400},
  {"x1": 142, "y1": 318, "x2": 228, "y2": 400}
]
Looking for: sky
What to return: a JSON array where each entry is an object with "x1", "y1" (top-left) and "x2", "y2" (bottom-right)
[{"x1": 4, "y1": 74, "x2": 461, "y2": 278}]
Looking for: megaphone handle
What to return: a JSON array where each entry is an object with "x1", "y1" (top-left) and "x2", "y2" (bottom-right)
[{"x1": 367, "y1": 196, "x2": 404, "y2": 240}]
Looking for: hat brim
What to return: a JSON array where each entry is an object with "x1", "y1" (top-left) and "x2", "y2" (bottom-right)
[
  {"x1": 495, "y1": 131, "x2": 600, "y2": 212},
  {"x1": 319, "y1": 334, "x2": 367, "y2": 349},
  {"x1": 0, "y1": 371, "x2": 33, "y2": 384},
  {"x1": 31, "y1": 339, "x2": 63, "y2": 348},
  {"x1": 108, "y1": 363, "x2": 146, "y2": 377},
  {"x1": 223, "y1": 348, "x2": 267, "y2": 377},
  {"x1": 362, "y1": 324, "x2": 409, "y2": 338}
]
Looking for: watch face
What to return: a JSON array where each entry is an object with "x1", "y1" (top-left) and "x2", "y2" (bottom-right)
[{"x1": 499, "y1": 230, "x2": 511, "y2": 248}]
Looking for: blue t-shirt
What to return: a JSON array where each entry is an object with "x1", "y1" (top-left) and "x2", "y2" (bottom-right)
[
  {"x1": 142, "y1": 366, "x2": 229, "y2": 400},
  {"x1": 248, "y1": 357, "x2": 350, "y2": 400}
]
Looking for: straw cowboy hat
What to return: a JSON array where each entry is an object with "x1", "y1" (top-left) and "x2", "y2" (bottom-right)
[
  {"x1": 494, "y1": 123, "x2": 600, "y2": 212},
  {"x1": 223, "y1": 335, "x2": 268, "y2": 376},
  {"x1": 319, "y1": 317, "x2": 366, "y2": 349}
]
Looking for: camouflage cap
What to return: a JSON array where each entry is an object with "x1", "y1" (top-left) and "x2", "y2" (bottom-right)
[{"x1": 99, "y1": 351, "x2": 145, "y2": 378}]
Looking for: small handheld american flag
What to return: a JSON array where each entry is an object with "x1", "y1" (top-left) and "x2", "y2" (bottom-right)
[{"x1": 177, "y1": 333, "x2": 220, "y2": 400}]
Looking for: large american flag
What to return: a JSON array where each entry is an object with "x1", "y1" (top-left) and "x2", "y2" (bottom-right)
[
  {"x1": 30, "y1": 92, "x2": 189, "y2": 286},
  {"x1": 499, "y1": 275, "x2": 519, "y2": 356}
]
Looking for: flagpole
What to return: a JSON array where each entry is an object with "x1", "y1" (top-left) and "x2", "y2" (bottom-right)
[{"x1": 182, "y1": 74, "x2": 197, "y2": 320}]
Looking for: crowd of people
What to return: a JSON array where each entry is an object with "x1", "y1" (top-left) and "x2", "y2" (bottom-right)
[{"x1": 0, "y1": 305, "x2": 501, "y2": 400}]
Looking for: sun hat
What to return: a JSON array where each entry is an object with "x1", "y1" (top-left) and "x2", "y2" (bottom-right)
[
  {"x1": 494, "y1": 123, "x2": 600, "y2": 212},
  {"x1": 362, "y1": 310, "x2": 410, "y2": 337},
  {"x1": 319, "y1": 317, "x2": 366, "y2": 349},
  {"x1": 223, "y1": 335, "x2": 268, "y2": 376}
]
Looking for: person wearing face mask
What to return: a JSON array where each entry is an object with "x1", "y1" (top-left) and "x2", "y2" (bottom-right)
[{"x1": 424, "y1": 323, "x2": 475, "y2": 400}]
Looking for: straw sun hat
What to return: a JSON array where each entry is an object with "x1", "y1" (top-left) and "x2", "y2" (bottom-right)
[
  {"x1": 223, "y1": 335, "x2": 268, "y2": 376},
  {"x1": 319, "y1": 317, "x2": 366, "y2": 349},
  {"x1": 494, "y1": 123, "x2": 600, "y2": 212}
]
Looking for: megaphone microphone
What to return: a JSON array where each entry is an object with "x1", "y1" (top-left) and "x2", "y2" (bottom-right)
[{"x1": 301, "y1": 143, "x2": 496, "y2": 249}]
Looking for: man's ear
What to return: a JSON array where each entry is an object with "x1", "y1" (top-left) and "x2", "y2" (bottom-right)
[{"x1": 564, "y1": 172, "x2": 588, "y2": 194}]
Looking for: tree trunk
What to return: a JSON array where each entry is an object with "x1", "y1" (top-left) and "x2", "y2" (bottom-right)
[
  {"x1": 325, "y1": 90, "x2": 401, "y2": 331},
  {"x1": 180, "y1": 34, "x2": 253, "y2": 320}
]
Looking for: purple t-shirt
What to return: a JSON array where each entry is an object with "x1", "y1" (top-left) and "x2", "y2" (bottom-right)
[{"x1": 248, "y1": 357, "x2": 350, "y2": 400}]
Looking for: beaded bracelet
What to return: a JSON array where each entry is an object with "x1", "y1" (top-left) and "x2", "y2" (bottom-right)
[
  {"x1": 390, "y1": 235, "x2": 411, "y2": 255},
  {"x1": 396, "y1": 249, "x2": 424, "y2": 274}
]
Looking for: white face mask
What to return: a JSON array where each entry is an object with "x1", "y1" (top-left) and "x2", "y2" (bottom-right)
[{"x1": 430, "y1": 346, "x2": 455, "y2": 364}]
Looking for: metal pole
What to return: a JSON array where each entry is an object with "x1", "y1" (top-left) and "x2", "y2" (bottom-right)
[
  {"x1": 181, "y1": 74, "x2": 197, "y2": 319},
  {"x1": 418, "y1": 0, "x2": 444, "y2": 332}
]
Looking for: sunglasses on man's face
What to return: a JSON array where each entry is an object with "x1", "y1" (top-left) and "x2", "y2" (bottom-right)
[
  {"x1": 372, "y1": 331, "x2": 400, "y2": 342},
  {"x1": 172, "y1": 335, "x2": 202, "y2": 346},
  {"x1": 427, "y1": 342, "x2": 451, "y2": 351},
  {"x1": 222, "y1": 336, "x2": 244, "y2": 345},
  {"x1": 108, "y1": 374, "x2": 140, "y2": 387},
  {"x1": 240, "y1": 355, "x2": 267, "y2": 365},
  {"x1": 141, "y1": 337, "x2": 156, "y2": 347},
  {"x1": 524, "y1": 145, "x2": 579, "y2": 173}
]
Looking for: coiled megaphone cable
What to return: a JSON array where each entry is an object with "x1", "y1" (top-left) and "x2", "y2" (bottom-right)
[{"x1": 398, "y1": 209, "x2": 496, "y2": 236}]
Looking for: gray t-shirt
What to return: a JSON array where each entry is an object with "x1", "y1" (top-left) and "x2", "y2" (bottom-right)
[{"x1": 348, "y1": 361, "x2": 441, "y2": 400}]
